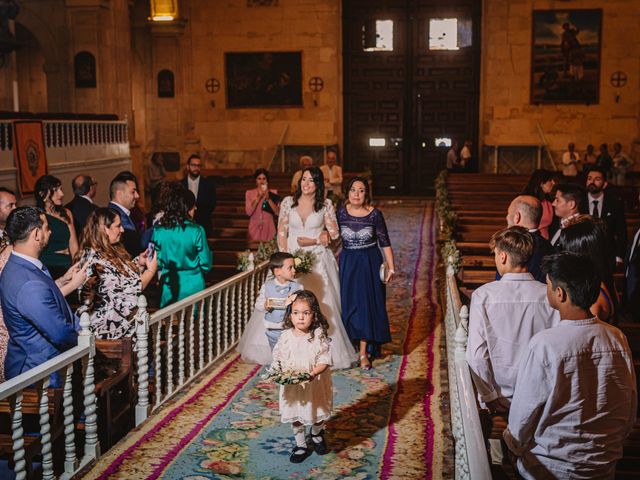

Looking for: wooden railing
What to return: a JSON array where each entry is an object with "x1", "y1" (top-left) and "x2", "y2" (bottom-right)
[
  {"x1": 0, "y1": 312, "x2": 100, "y2": 480},
  {"x1": 134, "y1": 261, "x2": 269, "y2": 425}
]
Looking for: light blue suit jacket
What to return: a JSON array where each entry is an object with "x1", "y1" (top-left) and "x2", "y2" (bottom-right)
[{"x1": 0, "y1": 253, "x2": 78, "y2": 386}]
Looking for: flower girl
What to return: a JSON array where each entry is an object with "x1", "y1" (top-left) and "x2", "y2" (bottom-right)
[{"x1": 269, "y1": 290, "x2": 332, "y2": 463}]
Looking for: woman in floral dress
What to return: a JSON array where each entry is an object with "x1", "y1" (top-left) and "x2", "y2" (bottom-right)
[{"x1": 77, "y1": 208, "x2": 157, "y2": 339}]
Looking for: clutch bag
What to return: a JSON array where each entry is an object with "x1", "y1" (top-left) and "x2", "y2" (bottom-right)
[
  {"x1": 266, "y1": 297, "x2": 287, "y2": 310},
  {"x1": 380, "y1": 262, "x2": 389, "y2": 283}
]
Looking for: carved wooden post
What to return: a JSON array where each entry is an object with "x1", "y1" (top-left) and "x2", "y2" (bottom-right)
[
  {"x1": 167, "y1": 315, "x2": 174, "y2": 395},
  {"x1": 178, "y1": 310, "x2": 186, "y2": 386},
  {"x1": 188, "y1": 306, "x2": 195, "y2": 379},
  {"x1": 39, "y1": 379, "x2": 54, "y2": 479},
  {"x1": 198, "y1": 299, "x2": 205, "y2": 371},
  {"x1": 11, "y1": 392, "x2": 26, "y2": 480},
  {"x1": 455, "y1": 305, "x2": 469, "y2": 359},
  {"x1": 223, "y1": 289, "x2": 230, "y2": 351},
  {"x1": 135, "y1": 295, "x2": 150, "y2": 426},
  {"x1": 63, "y1": 364, "x2": 78, "y2": 474},
  {"x1": 78, "y1": 310, "x2": 100, "y2": 459},
  {"x1": 207, "y1": 296, "x2": 214, "y2": 362},
  {"x1": 154, "y1": 324, "x2": 162, "y2": 409},
  {"x1": 215, "y1": 293, "x2": 222, "y2": 356}
]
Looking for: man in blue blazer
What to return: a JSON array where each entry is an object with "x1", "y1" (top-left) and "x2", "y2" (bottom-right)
[
  {"x1": 0, "y1": 207, "x2": 82, "y2": 387},
  {"x1": 108, "y1": 172, "x2": 144, "y2": 258}
]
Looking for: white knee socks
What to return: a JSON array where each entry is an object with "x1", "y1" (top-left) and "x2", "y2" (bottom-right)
[{"x1": 292, "y1": 424, "x2": 306, "y2": 448}]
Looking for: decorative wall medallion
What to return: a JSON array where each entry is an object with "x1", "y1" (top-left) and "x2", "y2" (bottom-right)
[
  {"x1": 610, "y1": 71, "x2": 627, "y2": 88},
  {"x1": 309, "y1": 76, "x2": 324, "y2": 92},
  {"x1": 205, "y1": 78, "x2": 220, "y2": 93}
]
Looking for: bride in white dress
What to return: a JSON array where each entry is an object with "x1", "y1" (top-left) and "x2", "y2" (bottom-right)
[{"x1": 237, "y1": 167, "x2": 357, "y2": 369}]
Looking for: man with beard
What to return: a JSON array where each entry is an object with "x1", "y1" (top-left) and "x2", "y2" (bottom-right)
[
  {"x1": 549, "y1": 183, "x2": 587, "y2": 246},
  {"x1": 586, "y1": 166, "x2": 626, "y2": 265}
]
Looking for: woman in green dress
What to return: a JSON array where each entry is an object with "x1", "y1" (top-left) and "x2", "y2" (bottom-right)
[
  {"x1": 35, "y1": 175, "x2": 79, "y2": 279},
  {"x1": 152, "y1": 185, "x2": 212, "y2": 307}
]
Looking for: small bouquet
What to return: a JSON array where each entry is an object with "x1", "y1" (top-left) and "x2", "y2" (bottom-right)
[
  {"x1": 262, "y1": 361, "x2": 312, "y2": 385},
  {"x1": 236, "y1": 250, "x2": 253, "y2": 271},
  {"x1": 256, "y1": 239, "x2": 278, "y2": 263},
  {"x1": 292, "y1": 249, "x2": 316, "y2": 275}
]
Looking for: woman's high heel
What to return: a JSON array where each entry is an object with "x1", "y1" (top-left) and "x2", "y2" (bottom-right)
[{"x1": 359, "y1": 354, "x2": 372, "y2": 370}]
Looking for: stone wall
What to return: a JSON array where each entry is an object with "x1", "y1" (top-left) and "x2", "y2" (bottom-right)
[{"x1": 480, "y1": 0, "x2": 640, "y2": 170}]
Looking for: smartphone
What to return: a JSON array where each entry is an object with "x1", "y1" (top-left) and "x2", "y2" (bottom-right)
[{"x1": 147, "y1": 242, "x2": 156, "y2": 259}]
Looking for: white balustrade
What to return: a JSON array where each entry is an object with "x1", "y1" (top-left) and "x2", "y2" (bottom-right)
[
  {"x1": 0, "y1": 311, "x2": 99, "y2": 479},
  {"x1": 134, "y1": 261, "x2": 269, "y2": 425}
]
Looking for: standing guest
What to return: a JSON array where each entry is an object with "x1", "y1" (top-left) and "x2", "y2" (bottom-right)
[
  {"x1": 152, "y1": 187, "x2": 212, "y2": 307},
  {"x1": 181, "y1": 154, "x2": 216, "y2": 237},
  {"x1": 77, "y1": 208, "x2": 158, "y2": 339},
  {"x1": 337, "y1": 176, "x2": 395, "y2": 369},
  {"x1": 586, "y1": 166, "x2": 627, "y2": 265},
  {"x1": 467, "y1": 226, "x2": 559, "y2": 413},
  {"x1": 596, "y1": 143, "x2": 613, "y2": 176},
  {"x1": 35, "y1": 175, "x2": 79, "y2": 279},
  {"x1": 237, "y1": 252, "x2": 302, "y2": 364},
  {"x1": 625, "y1": 225, "x2": 640, "y2": 318},
  {"x1": 561, "y1": 142, "x2": 580, "y2": 176},
  {"x1": 109, "y1": 173, "x2": 144, "y2": 258},
  {"x1": 245, "y1": 168, "x2": 281, "y2": 242},
  {"x1": 0, "y1": 187, "x2": 17, "y2": 382},
  {"x1": 501, "y1": 195, "x2": 552, "y2": 283},
  {"x1": 146, "y1": 152, "x2": 167, "y2": 204},
  {"x1": 0, "y1": 207, "x2": 86, "y2": 387},
  {"x1": 278, "y1": 166, "x2": 358, "y2": 369},
  {"x1": 271, "y1": 290, "x2": 333, "y2": 463},
  {"x1": 320, "y1": 149, "x2": 343, "y2": 197},
  {"x1": 504, "y1": 253, "x2": 636, "y2": 479},
  {"x1": 549, "y1": 183, "x2": 587, "y2": 245},
  {"x1": 460, "y1": 139, "x2": 472, "y2": 170},
  {"x1": 557, "y1": 215, "x2": 617, "y2": 323},
  {"x1": 612, "y1": 141, "x2": 634, "y2": 186},
  {"x1": 582, "y1": 143, "x2": 597, "y2": 171},
  {"x1": 65, "y1": 174, "x2": 98, "y2": 238},
  {"x1": 522, "y1": 169, "x2": 556, "y2": 240},
  {"x1": 291, "y1": 155, "x2": 313, "y2": 194},
  {"x1": 446, "y1": 141, "x2": 460, "y2": 171}
]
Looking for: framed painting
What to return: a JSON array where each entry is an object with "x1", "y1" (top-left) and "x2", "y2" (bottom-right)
[
  {"x1": 13, "y1": 121, "x2": 48, "y2": 195},
  {"x1": 225, "y1": 51, "x2": 303, "y2": 108},
  {"x1": 531, "y1": 9, "x2": 602, "y2": 104}
]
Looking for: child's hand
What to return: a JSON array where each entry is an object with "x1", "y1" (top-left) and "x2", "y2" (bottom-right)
[{"x1": 285, "y1": 293, "x2": 297, "y2": 308}]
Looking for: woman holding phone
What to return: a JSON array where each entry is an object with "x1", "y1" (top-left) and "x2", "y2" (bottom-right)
[
  {"x1": 152, "y1": 186, "x2": 212, "y2": 307},
  {"x1": 76, "y1": 208, "x2": 158, "y2": 339},
  {"x1": 245, "y1": 168, "x2": 281, "y2": 242}
]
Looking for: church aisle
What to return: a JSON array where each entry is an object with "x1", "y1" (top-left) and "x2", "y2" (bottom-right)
[{"x1": 82, "y1": 200, "x2": 448, "y2": 480}]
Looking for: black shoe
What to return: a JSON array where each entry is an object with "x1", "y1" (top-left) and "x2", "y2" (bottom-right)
[
  {"x1": 310, "y1": 431, "x2": 329, "y2": 455},
  {"x1": 290, "y1": 446, "x2": 312, "y2": 463}
]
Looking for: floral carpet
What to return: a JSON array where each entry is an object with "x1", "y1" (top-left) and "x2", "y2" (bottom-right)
[{"x1": 83, "y1": 200, "x2": 447, "y2": 480}]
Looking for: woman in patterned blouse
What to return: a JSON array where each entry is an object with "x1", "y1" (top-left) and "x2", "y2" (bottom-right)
[{"x1": 77, "y1": 208, "x2": 158, "y2": 339}]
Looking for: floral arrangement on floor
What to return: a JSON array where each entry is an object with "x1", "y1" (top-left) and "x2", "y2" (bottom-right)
[
  {"x1": 434, "y1": 170, "x2": 461, "y2": 274},
  {"x1": 262, "y1": 361, "x2": 312, "y2": 385},
  {"x1": 291, "y1": 248, "x2": 316, "y2": 275}
]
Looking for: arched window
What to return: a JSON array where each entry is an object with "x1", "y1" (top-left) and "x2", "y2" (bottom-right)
[
  {"x1": 157, "y1": 69, "x2": 175, "y2": 98},
  {"x1": 74, "y1": 51, "x2": 96, "y2": 88}
]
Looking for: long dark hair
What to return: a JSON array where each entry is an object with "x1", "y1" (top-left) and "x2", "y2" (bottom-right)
[
  {"x1": 34, "y1": 175, "x2": 70, "y2": 222},
  {"x1": 282, "y1": 290, "x2": 330, "y2": 342},
  {"x1": 522, "y1": 169, "x2": 554, "y2": 201},
  {"x1": 156, "y1": 183, "x2": 196, "y2": 229},
  {"x1": 292, "y1": 167, "x2": 325, "y2": 212}
]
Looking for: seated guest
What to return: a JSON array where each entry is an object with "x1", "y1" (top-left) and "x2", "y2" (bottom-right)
[
  {"x1": 115, "y1": 170, "x2": 146, "y2": 233},
  {"x1": 557, "y1": 215, "x2": 617, "y2": 322},
  {"x1": 501, "y1": 195, "x2": 553, "y2": 282},
  {"x1": 549, "y1": 183, "x2": 587, "y2": 245},
  {"x1": 35, "y1": 175, "x2": 79, "y2": 279},
  {"x1": 245, "y1": 168, "x2": 281, "y2": 242},
  {"x1": 504, "y1": 253, "x2": 636, "y2": 479},
  {"x1": 109, "y1": 172, "x2": 144, "y2": 258},
  {"x1": 467, "y1": 226, "x2": 559, "y2": 413},
  {"x1": 65, "y1": 174, "x2": 98, "y2": 238},
  {"x1": 0, "y1": 207, "x2": 85, "y2": 386},
  {"x1": 626, "y1": 225, "x2": 640, "y2": 318},
  {"x1": 152, "y1": 187, "x2": 212, "y2": 307},
  {"x1": 77, "y1": 208, "x2": 158, "y2": 339},
  {"x1": 561, "y1": 142, "x2": 580, "y2": 177},
  {"x1": 586, "y1": 166, "x2": 627, "y2": 265},
  {"x1": 320, "y1": 148, "x2": 343, "y2": 197},
  {"x1": 522, "y1": 169, "x2": 556, "y2": 240},
  {"x1": 582, "y1": 143, "x2": 597, "y2": 171},
  {"x1": 291, "y1": 155, "x2": 313, "y2": 194},
  {"x1": 0, "y1": 187, "x2": 17, "y2": 382}
]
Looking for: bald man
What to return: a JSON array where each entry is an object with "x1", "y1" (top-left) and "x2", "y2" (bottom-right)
[
  {"x1": 65, "y1": 174, "x2": 98, "y2": 237},
  {"x1": 498, "y1": 195, "x2": 552, "y2": 283}
]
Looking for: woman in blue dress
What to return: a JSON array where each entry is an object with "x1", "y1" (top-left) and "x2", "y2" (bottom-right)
[{"x1": 337, "y1": 177, "x2": 396, "y2": 370}]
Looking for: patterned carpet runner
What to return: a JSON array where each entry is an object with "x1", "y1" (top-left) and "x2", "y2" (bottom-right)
[{"x1": 83, "y1": 200, "x2": 446, "y2": 479}]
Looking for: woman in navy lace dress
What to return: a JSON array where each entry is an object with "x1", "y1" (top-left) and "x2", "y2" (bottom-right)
[{"x1": 337, "y1": 177, "x2": 396, "y2": 369}]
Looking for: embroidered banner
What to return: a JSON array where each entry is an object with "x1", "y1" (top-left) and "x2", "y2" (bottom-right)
[{"x1": 13, "y1": 121, "x2": 47, "y2": 195}]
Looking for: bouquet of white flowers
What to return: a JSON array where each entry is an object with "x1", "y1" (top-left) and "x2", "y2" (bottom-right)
[
  {"x1": 292, "y1": 249, "x2": 316, "y2": 275},
  {"x1": 262, "y1": 361, "x2": 312, "y2": 385}
]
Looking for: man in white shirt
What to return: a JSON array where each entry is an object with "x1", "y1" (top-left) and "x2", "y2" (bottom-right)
[
  {"x1": 320, "y1": 149, "x2": 343, "y2": 196},
  {"x1": 460, "y1": 140, "x2": 472, "y2": 169},
  {"x1": 504, "y1": 252, "x2": 636, "y2": 479},
  {"x1": 466, "y1": 226, "x2": 560, "y2": 414},
  {"x1": 0, "y1": 187, "x2": 17, "y2": 246},
  {"x1": 561, "y1": 142, "x2": 580, "y2": 176},
  {"x1": 549, "y1": 183, "x2": 587, "y2": 245}
]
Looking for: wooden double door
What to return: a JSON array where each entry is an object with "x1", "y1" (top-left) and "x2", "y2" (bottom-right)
[{"x1": 343, "y1": 0, "x2": 481, "y2": 195}]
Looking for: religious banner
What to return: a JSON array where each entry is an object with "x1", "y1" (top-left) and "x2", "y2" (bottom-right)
[
  {"x1": 531, "y1": 9, "x2": 602, "y2": 104},
  {"x1": 13, "y1": 121, "x2": 47, "y2": 195}
]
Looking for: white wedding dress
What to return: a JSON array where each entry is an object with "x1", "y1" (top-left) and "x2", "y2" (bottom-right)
[{"x1": 237, "y1": 197, "x2": 357, "y2": 369}]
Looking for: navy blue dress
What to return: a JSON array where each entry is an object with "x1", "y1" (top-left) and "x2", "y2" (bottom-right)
[{"x1": 337, "y1": 206, "x2": 391, "y2": 358}]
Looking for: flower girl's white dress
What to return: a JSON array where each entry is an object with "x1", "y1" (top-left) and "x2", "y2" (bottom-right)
[{"x1": 237, "y1": 197, "x2": 357, "y2": 369}]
